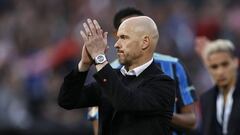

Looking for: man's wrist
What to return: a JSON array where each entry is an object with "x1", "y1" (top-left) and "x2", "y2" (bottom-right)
[
  {"x1": 78, "y1": 61, "x2": 91, "y2": 72},
  {"x1": 93, "y1": 53, "x2": 107, "y2": 65},
  {"x1": 95, "y1": 61, "x2": 108, "y2": 71},
  {"x1": 91, "y1": 52, "x2": 105, "y2": 60}
]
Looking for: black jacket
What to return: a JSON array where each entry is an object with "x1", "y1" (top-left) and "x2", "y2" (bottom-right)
[
  {"x1": 58, "y1": 62, "x2": 176, "y2": 135},
  {"x1": 200, "y1": 73, "x2": 240, "y2": 135}
]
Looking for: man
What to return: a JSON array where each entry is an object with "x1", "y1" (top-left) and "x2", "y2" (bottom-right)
[
  {"x1": 199, "y1": 39, "x2": 240, "y2": 135},
  {"x1": 58, "y1": 16, "x2": 176, "y2": 135},
  {"x1": 89, "y1": 7, "x2": 197, "y2": 135}
]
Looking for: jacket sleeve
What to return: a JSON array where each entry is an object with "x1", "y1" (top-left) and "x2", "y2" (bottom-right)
[
  {"x1": 93, "y1": 64, "x2": 175, "y2": 114},
  {"x1": 58, "y1": 68, "x2": 101, "y2": 110}
]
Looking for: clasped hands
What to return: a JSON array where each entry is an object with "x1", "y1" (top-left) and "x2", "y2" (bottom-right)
[{"x1": 79, "y1": 19, "x2": 108, "y2": 69}]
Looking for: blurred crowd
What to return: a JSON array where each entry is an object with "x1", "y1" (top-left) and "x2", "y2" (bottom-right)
[{"x1": 0, "y1": 0, "x2": 239, "y2": 134}]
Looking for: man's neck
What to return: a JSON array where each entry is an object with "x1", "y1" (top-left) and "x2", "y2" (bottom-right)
[
  {"x1": 126, "y1": 56, "x2": 153, "y2": 71},
  {"x1": 219, "y1": 76, "x2": 237, "y2": 103},
  {"x1": 221, "y1": 86, "x2": 231, "y2": 96}
]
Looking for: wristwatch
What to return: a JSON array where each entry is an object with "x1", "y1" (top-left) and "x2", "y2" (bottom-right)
[{"x1": 94, "y1": 54, "x2": 107, "y2": 65}]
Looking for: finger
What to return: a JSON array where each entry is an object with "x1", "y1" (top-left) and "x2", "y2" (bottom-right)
[
  {"x1": 93, "y1": 20, "x2": 102, "y2": 35},
  {"x1": 103, "y1": 32, "x2": 108, "y2": 40},
  {"x1": 104, "y1": 46, "x2": 109, "y2": 53},
  {"x1": 103, "y1": 32, "x2": 108, "y2": 45},
  {"x1": 100, "y1": 29, "x2": 104, "y2": 37},
  {"x1": 80, "y1": 30, "x2": 88, "y2": 42},
  {"x1": 87, "y1": 19, "x2": 97, "y2": 36},
  {"x1": 83, "y1": 22, "x2": 92, "y2": 37}
]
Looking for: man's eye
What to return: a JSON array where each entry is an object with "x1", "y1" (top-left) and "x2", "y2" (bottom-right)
[
  {"x1": 120, "y1": 35, "x2": 126, "y2": 39},
  {"x1": 221, "y1": 62, "x2": 229, "y2": 67},
  {"x1": 210, "y1": 65, "x2": 218, "y2": 69}
]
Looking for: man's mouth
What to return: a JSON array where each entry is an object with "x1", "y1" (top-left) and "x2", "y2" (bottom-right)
[
  {"x1": 117, "y1": 50, "x2": 124, "y2": 54},
  {"x1": 218, "y1": 77, "x2": 227, "y2": 82}
]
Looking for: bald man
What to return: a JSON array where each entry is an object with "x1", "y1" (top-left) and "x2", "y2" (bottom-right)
[{"x1": 58, "y1": 16, "x2": 176, "y2": 135}]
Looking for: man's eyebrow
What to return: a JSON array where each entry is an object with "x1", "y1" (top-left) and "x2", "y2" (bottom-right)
[
  {"x1": 119, "y1": 35, "x2": 125, "y2": 38},
  {"x1": 118, "y1": 34, "x2": 129, "y2": 38}
]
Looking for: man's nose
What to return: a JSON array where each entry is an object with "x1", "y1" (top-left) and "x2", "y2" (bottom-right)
[
  {"x1": 114, "y1": 40, "x2": 120, "y2": 48},
  {"x1": 216, "y1": 66, "x2": 225, "y2": 75}
]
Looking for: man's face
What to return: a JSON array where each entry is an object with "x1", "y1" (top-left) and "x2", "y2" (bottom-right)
[
  {"x1": 206, "y1": 51, "x2": 238, "y2": 88},
  {"x1": 114, "y1": 22, "x2": 143, "y2": 66}
]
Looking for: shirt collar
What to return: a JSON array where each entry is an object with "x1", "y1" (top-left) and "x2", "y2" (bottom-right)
[
  {"x1": 120, "y1": 58, "x2": 153, "y2": 77},
  {"x1": 216, "y1": 86, "x2": 235, "y2": 134}
]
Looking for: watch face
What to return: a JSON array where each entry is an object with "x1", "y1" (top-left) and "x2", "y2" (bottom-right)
[
  {"x1": 95, "y1": 54, "x2": 106, "y2": 64},
  {"x1": 97, "y1": 55, "x2": 105, "y2": 62}
]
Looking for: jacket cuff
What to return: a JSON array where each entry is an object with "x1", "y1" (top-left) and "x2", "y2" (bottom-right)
[{"x1": 93, "y1": 64, "x2": 114, "y2": 86}]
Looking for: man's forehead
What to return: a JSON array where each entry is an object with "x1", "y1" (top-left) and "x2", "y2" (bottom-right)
[
  {"x1": 208, "y1": 51, "x2": 233, "y2": 59},
  {"x1": 207, "y1": 52, "x2": 233, "y2": 63},
  {"x1": 119, "y1": 17, "x2": 136, "y2": 30},
  {"x1": 118, "y1": 21, "x2": 128, "y2": 30},
  {"x1": 117, "y1": 24, "x2": 130, "y2": 36}
]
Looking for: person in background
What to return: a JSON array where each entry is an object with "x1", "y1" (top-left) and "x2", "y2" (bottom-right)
[
  {"x1": 199, "y1": 39, "x2": 240, "y2": 135},
  {"x1": 195, "y1": 36, "x2": 240, "y2": 70},
  {"x1": 89, "y1": 7, "x2": 197, "y2": 135}
]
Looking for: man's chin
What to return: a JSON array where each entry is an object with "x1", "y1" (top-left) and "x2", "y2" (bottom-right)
[
  {"x1": 118, "y1": 58, "x2": 125, "y2": 65},
  {"x1": 217, "y1": 81, "x2": 229, "y2": 88},
  {"x1": 119, "y1": 60, "x2": 125, "y2": 65}
]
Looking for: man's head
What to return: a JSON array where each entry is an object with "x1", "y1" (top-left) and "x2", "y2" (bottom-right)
[
  {"x1": 113, "y1": 7, "x2": 144, "y2": 30},
  {"x1": 114, "y1": 16, "x2": 159, "y2": 69},
  {"x1": 203, "y1": 39, "x2": 238, "y2": 89}
]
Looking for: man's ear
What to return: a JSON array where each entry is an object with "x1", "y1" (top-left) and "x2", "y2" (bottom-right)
[
  {"x1": 233, "y1": 57, "x2": 239, "y2": 69},
  {"x1": 142, "y1": 36, "x2": 150, "y2": 50}
]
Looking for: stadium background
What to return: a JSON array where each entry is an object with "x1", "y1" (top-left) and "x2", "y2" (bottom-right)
[{"x1": 0, "y1": 0, "x2": 239, "y2": 134}]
